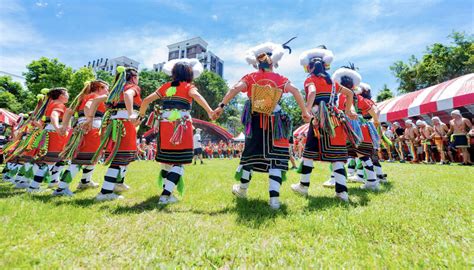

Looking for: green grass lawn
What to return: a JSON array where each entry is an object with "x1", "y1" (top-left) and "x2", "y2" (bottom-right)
[{"x1": 0, "y1": 159, "x2": 472, "y2": 268}]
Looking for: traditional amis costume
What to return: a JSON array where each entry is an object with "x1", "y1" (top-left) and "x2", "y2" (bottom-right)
[
  {"x1": 2, "y1": 113, "x2": 34, "y2": 184},
  {"x1": 291, "y1": 48, "x2": 359, "y2": 201},
  {"x1": 93, "y1": 67, "x2": 141, "y2": 201},
  {"x1": 27, "y1": 88, "x2": 70, "y2": 193},
  {"x1": 4, "y1": 93, "x2": 50, "y2": 188},
  {"x1": 139, "y1": 58, "x2": 213, "y2": 205},
  {"x1": 336, "y1": 74, "x2": 382, "y2": 191},
  {"x1": 53, "y1": 80, "x2": 109, "y2": 196},
  {"x1": 217, "y1": 41, "x2": 309, "y2": 209},
  {"x1": 351, "y1": 82, "x2": 387, "y2": 183}
]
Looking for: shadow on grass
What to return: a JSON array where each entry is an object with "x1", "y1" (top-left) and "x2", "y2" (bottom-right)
[
  {"x1": 111, "y1": 195, "x2": 233, "y2": 216},
  {"x1": 0, "y1": 187, "x2": 26, "y2": 199},
  {"x1": 110, "y1": 196, "x2": 287, "y2": 229},
  {"x1": 232, "y1": 197, "x2": 289, "y2": 228},
  {"x1": 53, "y1": 197, "x2": 99, "y2": 208},
  {"x1": 305, "y1": 181, "x2": 394, "y2": 210}
]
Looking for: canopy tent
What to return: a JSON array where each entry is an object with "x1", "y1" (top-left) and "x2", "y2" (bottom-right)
[
  {"x1": 377, "y1": 73, "x2": 474, "y2": 124},
  {"x1": 143, "y1": 118, "x2": 234, "y2": 143},
  {"x1": 233, "y1": 132, "x2": 245, "y2": 142},
  {"x1": 0, "y1": 109, "x2": 19, "y2": 126},
  {"x1": 293, "y1": 123, "x2": 309, "y2": 138}
]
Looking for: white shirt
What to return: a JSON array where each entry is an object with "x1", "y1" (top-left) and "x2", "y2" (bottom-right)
[
  {"x1": 193, "y1": 133, "x2": 202, "y2": 149},
  {"x1": 384, "y1": 129, "x2": 394, "y2": 139}
]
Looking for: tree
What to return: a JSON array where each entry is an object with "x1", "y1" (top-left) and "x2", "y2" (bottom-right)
[
  {"x1": 0, "y1": 75, "x2": 24, "y2": 96},
  {"x1": 96, "y1": 70, "x2": 114, "y2": 86},
  {"x1": 138, "y1": 69, "x2": 170, "y2": 99},
  {"x1": 0, "y1": 91, "x2": 22, "y2": 113},
  {"x1": 390, "y1": 31, "x2": 473, "y2": 93},
  {"x1": 23, "y1": 57, "x2": 73, "y2": 96},
  {"x1": 68, "y1": 67, "x2": 95, "y2": 99},
  {"x1": 193, "y1": 71, "x2": 237, "y2": 123},
  {"x1": 376, "y1": 84, "x2": 394, "y2": 102},
  {"x1": 280, "y1": 91, "x2": 304, "y2": 128},
  {"x1": 0, "y1": 75, "x2": 36, "y2": 113}
]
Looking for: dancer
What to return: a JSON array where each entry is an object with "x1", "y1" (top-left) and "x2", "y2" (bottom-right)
[
  {"x1": 214, "y1": 41, "x2": 311, "y2": 209},
  {"x1": 53, "y1": 80, "x2": 109, "y2": 196},
  {"x1": 87, "y1": 67, "x2": 142, "y2": 201},
  {"x1": 337, "y1": 79, "x2": 381, "y2": 190},
  {"x1": 358, "y1": 82, "x2": 388, "y2": 184},
  {"x1": 290, "y1": 47, "x2": 357, "y2": 201},
  {"x1": 139, "y1": 58, "x2": 214, "y2": 204},
  {"x1": 27, "y1": 88, "x2": 70, "y2": 192}
]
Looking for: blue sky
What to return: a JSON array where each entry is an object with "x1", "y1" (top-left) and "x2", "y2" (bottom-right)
[{"x1": 0, "y1": 0, "x2": 472, "y2": 97}]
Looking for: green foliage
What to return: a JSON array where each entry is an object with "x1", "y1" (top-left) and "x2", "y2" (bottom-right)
[
  {"x1": 138, "y1": 69, "x2": 170, "y2": 99},
  {"x1": 390, "y1": 31, "x2": 473, "y2": 93},
  {"x1": 0, "y1": 161, "x2": 471, "y2": 268},
  {"x1": 0, "y1": 75, "x2": 35, "y2": 113},
  {"x1": 23, "y1": 57, "x2": 73, "y2": 95},
  {"x1": 0, "y1": 76, "x2": 24, "y2": 97},
  {"x1": 0, "y1": 91, "x2": 22, "y2": 113},
  {"x1": 376, "y1": 84, "x2": 394, "y2": 102},
  {"x1": 280, "y1": 91, "x2": 304, "y2": 129},
  {"x1": 193, "y1": 71, "x2": 238, "y2": 123},
  {"x1": 68, "y1": 67, "x2": 96, "y2": 100},
  {"x1": 95, "y1": 70, "x2": 114, "y2": 86}
]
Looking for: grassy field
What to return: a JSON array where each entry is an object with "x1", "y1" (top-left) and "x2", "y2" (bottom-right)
[{"x1": 0, "y1": 159, "x2": 472, "y2": 268}]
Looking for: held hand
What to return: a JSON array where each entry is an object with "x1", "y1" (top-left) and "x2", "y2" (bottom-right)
[
  {"x1": 81, "y1": 119, "x2": 92, "y2": 133},
  {"x1": 57, "y1": 126, "x2": 67, "y2": 136},
  {"x1": 301, "y1": 110, "x2": 312, "y2": 123},
  {"x1": 131, "y1": 117, "x2": 142, "y2": 127},
  {"x1": 213, "y1": 107, "x2": 224, "y2": 120},
  {"x1": 208, "y1": 110, "x2": 215, "y2": 121},
  {"x1": 345, "y1": 109, "x2": 358, "y2": 120}
]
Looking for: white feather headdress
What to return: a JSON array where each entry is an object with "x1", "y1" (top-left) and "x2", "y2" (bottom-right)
[
  {"x1": 359, "y1": 82, "x2": 371, "y2": 91},
  {"x1": 299, "y1": 48, "x2": 334, "y2": 67},
  {"x1": 245, "y1": 42, "x2": 285, "y2": 69},
  {"x1": 162, "y1": 58, "x2": 204, "y2": 79},
  {"x1": 331, "y1": 68, "x2": 362, "y2": 89},
  {"x1": 355, "y1": 82, "x2": 371, "y2": 94}
]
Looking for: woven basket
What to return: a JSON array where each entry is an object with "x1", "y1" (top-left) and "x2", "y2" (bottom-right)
[{"x1": 250, "y1": 84, "x2": 283, "y2": 115}]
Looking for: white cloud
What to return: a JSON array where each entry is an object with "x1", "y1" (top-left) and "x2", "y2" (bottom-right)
[
  {"x1": 35, "y1": 1, "x2": 48, "y2": 8},
  {"x1": 0, "y1": 19, "x2": 42, "y2": 47},
  {"x1": 211, "y1": 14, "x2": 218, "y2": 21}
]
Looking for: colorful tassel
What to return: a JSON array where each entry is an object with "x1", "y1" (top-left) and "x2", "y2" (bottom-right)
[
  {"x1": 241, "y1": 100, "x2": 252, "y2": 138},
  {"x1": 106, "y1": 67, "x2": 126, "y2": 106},
  {"x1": 176, "y1": 176, "x2": 185, "y2": 195},
  {"x1": 234, "y1": 165, "x2": 243, "y2": 181},
  {"x1": 170, "y1": 119, "x2": 186, "y2": 145},
  {"x1": 60, "y1": 128, "x2": 85, "y2": 160}
]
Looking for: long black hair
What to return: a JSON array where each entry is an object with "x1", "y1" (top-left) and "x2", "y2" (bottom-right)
[
  {"x1": 47, "y1": 87, "x2": 67, "y2": 100},
  {"x1": 171, "y1": 62, "x2": 193, "y2": 86},
  {"x1": 114, "y1": 67, "x2": 138, "y2": 84},
  {"x1": 309, "y1": 45, "x2": 332, "y2": 84}
]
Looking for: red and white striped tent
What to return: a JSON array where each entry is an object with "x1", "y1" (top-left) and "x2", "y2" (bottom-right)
[
  {"x1": 0, "y1": 108, "x2": 19, "y2": 126},
  {"x1": 377, "y1": 73, "x2": 474, "y2": 124}
]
